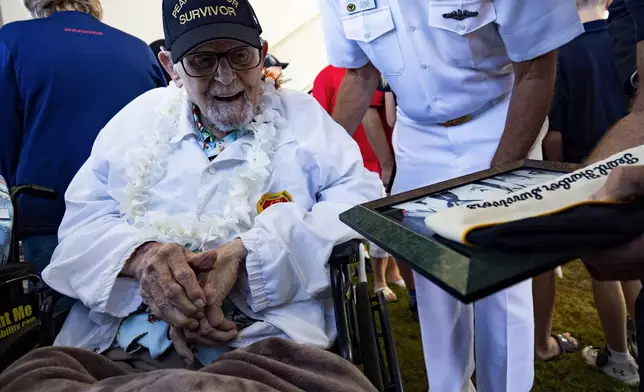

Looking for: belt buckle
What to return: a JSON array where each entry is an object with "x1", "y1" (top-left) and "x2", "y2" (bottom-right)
[{"x1": 440, "y1": 114, "x2": 473, "y2": 127}]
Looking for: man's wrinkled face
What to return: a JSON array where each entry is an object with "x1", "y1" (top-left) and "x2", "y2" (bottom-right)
[{"x1": 175, "y1": 40, "x2": 266, "y2": 132}]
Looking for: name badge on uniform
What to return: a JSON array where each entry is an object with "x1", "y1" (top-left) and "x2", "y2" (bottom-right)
[{"x1": 344, "y1": 0, "x2": 376, "y2": 15}]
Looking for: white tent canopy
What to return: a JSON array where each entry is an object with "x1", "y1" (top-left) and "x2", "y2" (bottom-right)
[{"x1": 0, "y1": 0, "x2": 330, "y2": 91}]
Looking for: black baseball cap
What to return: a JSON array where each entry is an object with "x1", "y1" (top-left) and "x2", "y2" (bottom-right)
[
  {"x1": 264, "y1": 54, "x2": 289, "y2": 69},
  {"x1": 163, "y1": 0, "x2": 263, "y2": 63}
]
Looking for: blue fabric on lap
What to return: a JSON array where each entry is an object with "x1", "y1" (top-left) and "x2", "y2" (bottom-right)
[
  {"x1": 117, "y1": 297, "x2": 255, "y2": 364},
  {"x1": 117, "y1": 312, "x2": 173, "y2": 359}
]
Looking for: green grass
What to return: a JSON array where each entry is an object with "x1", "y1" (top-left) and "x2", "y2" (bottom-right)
[{"x1": 384, "y1": 261, "x2": 638, "y2": 392}]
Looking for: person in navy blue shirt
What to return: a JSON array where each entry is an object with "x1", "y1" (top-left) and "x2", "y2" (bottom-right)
[
  {"x1": 537, "y1": 0, "x2": 642, "y2": 385},
  {"x1": 544, "y1": 2, "x2": 627, "y2": 164},
  {"x1": 0, "y1": 0, "x2": 167, "y2": 275},
  {"x1": 563, "y1": 1, "x2": 644, "y2": 390}
]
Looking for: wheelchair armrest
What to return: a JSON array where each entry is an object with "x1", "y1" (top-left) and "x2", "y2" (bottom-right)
[
  {"x1": 329, "y1": 239, "x2": 362, "y2": 266},
  {"x1": 10, "y1": 185, "x2": 57, "y2": 202},
  {"x1": 0, "y1": 263, "x2": 39, "y2": 288},
  {"x1": 39, "y1": 289, "x2": 65, "y2": 347}
]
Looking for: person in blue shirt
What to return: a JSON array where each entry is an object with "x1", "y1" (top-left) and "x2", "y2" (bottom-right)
[
  {"x1": 0, "y1": 0, "x2": 167, "y2": 276},
  {"x1": 545, "y1": 1, "x2": 627, "y2": 164},
  {"x1": 550, "y1": 1, "x2": 644, "y2": 390},
  {"x1": 539, "y1": 0, "x2": 641, "y2": 385}
]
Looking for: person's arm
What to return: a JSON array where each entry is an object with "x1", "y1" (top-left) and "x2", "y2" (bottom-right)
[
  {"x1": 384, "y1": 91, "x2": 397, "y2": 128},
  {"x1": 490, "y1": 0, "x2": 583, "y2": 166},
  {"x1": 492, "y1": 51, "x2": 558, "y2": 166},
  {"x1": 543, "y1": 131, "x2": 564, "y2": 161},
  {"x1": 317, "y1": 0, "x2": 381, "y2": 134},
  {"x1": 43, "y1": 152, "x2": 156, "y2": 318},
  {"x1": 0, "y1": 39, "x2": 22, "y2": 186},
  {"x1": 361, "y1": 106, "x2": 394, "y2": 187},
  {"x1": 238, "y1": 100, "x2": 383, "y2": 316},
  {"x1": 333, "y1": 63, "x2": 381, "y2": 135},
  {"x1": 586, "y1": 41, "x2": 644, "y2": 163},
  {"x1": 42, "y1": 94, "x2": 176, "y2": 319}
]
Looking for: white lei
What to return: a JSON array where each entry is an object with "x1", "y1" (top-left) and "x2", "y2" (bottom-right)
[{"x1": 119, "y1": 78, "x2": 287, "y2": 251}]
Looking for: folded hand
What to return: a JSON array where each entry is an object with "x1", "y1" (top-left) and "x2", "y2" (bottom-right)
[
  {"x1": 123, "y1": 243, "x2": 219, "y2": 330},
  {"x1": 169, "y1": 239, "x2": 248, "y2": 364}
]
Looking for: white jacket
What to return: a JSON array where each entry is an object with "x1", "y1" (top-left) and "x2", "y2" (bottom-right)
[{"x1": 42, "y1": 84, "x2": 383, "y2": 354}]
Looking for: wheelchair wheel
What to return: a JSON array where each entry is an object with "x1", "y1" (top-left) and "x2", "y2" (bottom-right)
[
  {"x1": 355, "y1": 280, "x2": 385, "y2": 392},
  {"x1": 375, "y1": 290, "x2": 404, "y2": 392},
  {"x1": 330, "y1": 241, "x2": 404, "y2": 392}
]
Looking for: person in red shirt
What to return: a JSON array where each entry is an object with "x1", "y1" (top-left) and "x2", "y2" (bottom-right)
[
  {"x1": 313, "y1": 65, "x2": 404, "y2": 301},
  {"x1": 313, "y1": 66, "x2": 392, "y2": 178}
]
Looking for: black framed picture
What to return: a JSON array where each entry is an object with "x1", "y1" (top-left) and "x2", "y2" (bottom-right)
[{"x1": 340, "y1": 160, "x2": 583, "y2": 304}]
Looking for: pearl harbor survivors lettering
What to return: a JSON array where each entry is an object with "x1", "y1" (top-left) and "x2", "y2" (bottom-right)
[{"x1": 466, "y1": 153, "x2": 640, "y2": 210}]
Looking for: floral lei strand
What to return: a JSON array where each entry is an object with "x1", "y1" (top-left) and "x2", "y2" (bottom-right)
[{"x1": 119, "y1": 78, "x2": 286, "y2": 251}]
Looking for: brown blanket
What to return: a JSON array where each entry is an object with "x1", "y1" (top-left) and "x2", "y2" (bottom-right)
[{"x1": 0, "y1": 338, "x2": 378, "y2": 392}]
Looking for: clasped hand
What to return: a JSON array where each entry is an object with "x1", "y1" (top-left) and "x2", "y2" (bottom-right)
[{"x1": 123, "y1": 239, "x2": 247, "y2": 363}]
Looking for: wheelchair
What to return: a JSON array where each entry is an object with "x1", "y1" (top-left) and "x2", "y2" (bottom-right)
[{"x1": 0, "y1": 184, "x2": 404, "y2": 392}]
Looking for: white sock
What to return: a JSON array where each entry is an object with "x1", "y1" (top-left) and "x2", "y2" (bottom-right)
[{"x1": 607, "y1": 346, "x2": 632, "y2": 363}]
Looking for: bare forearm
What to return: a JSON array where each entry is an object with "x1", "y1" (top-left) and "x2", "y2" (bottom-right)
[
  {"x1": 385, "y1": 92, "x2": 397, "y2": 128},
  {"x1": 586, "y1": 42, "x2": 644, "y2": 164},
  {"x1": 492, "y1": 51, "x2": 557, "y2": 166},
  {"x1": 362, "y1": 108, "x2": 394, "y2": 168},
  {"x1": 542, "y1": 131, "x2": 564, "y2": 162},
  {"x1": 332, "y1": 62, "x2": 380, "y2": 135},
  {"x1": 586, "y1": 111, "x2": 644, "y2": 164}
]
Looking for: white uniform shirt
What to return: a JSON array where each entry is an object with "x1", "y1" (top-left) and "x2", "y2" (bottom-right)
[
  {"x1": 42, "y1": 84, "x2": 383, "y2": 354},
  {"x1": 319, "y1": 0, "x2": 584, "y2": 124}
]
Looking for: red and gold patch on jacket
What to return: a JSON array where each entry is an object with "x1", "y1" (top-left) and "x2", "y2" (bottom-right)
[{"x1": 257, "y1": 191, "x2": 294, "y2": 214}]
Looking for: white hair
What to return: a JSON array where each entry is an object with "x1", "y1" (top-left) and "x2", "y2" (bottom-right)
[{"x1": 23, "y1": 0, "x2": 103, "y2": 19}]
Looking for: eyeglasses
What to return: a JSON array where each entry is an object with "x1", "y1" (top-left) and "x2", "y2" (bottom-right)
[{"x1": 181, "y1": 46, "x2": 262, "y2": 78}]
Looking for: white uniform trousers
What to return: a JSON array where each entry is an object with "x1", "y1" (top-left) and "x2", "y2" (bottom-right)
[{"x1": 390, "y1": 95, "x2": 546, "y2": 392}]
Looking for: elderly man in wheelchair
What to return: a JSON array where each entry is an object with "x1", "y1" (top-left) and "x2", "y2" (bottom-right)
[{"x1": 18, "y1": 0, "x2": 385, "y2": 373}]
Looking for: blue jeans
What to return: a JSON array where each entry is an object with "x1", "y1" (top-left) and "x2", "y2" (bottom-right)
[
  {"x1": 22, "y1": 234, "x2": 59, "y2": 276},
  {"x1": 22, "y1": 234, "x2": 75, "y2": 313}
]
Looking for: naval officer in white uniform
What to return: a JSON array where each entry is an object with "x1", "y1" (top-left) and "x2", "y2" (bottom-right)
[{"x1": 318, "y1": 1, "x2": 584, "y2": 391}]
